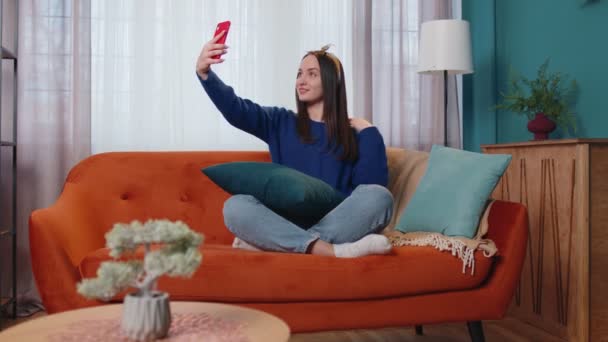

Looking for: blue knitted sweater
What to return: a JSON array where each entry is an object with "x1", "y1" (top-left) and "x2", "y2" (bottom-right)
[{"x1": 198, "y1": 71, "x2": 388, "y2": 196}]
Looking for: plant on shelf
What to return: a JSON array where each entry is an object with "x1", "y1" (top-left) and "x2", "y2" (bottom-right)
[
  {"x1": 495, "y1": 59, "x2": 578, "y2": 140},
  {"x1": 77, "y1": 219, "x2": 204, "y2": 341}
]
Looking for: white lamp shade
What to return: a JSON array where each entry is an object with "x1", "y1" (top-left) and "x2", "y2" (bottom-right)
[{"x1": 417, "y1": 19, "x2": 473, "y2": 75}]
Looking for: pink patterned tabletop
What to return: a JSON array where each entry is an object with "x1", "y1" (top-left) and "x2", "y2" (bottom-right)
[{"x1": 47, "y1": 312, "x2": 250, "y2": 342}]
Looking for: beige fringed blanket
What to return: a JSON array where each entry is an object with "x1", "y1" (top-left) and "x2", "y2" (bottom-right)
[{"x1": 384, "y1": 201, "x2": 498, "y2": 275}]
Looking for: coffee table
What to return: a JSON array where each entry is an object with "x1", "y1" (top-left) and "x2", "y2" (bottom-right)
[{"x1": 0, "y1": 301, "x2": 290, "y2": 341}]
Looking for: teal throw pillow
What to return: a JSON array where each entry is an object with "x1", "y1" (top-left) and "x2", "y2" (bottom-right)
[
  {"x1": 202, "y1": 162, "x2": 345, "y2": 224},
  {"x1": 395, "y1": 145, "x2": 511, "y2": 238}
]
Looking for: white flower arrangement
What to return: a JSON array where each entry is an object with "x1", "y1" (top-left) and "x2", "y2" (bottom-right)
[{"x1": 77, "y1": 219, "x2": 204, "y2": 300}]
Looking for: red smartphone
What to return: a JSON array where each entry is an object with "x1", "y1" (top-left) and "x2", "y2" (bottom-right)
[{"x1": 212, "y1": 20, "x2": 231, "y2": 59}]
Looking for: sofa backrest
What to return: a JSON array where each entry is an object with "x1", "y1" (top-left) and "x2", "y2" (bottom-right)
[
  {"x1": 62, "y1": 148, "x2": 428, "y2": 245},
  {"x1": 385, "y1": 147, "x2": 429, "y2": 231},
  {"x1": 63, "y1": 151, "x2": 271, "y2": 246}
]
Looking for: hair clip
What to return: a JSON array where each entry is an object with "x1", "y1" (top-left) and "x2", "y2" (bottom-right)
[{"x1": 320, "y1": 44, "x2": 334, "y2": 53}]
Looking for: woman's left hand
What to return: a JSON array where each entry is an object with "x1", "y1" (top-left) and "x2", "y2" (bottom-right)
[{"x1": 349, "y1": 118, "x2": 372, "y2": 133}]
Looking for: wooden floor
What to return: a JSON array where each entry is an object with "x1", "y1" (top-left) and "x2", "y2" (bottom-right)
[
  {"x1": 1, "y1": 312, "x2": 564, "y2": 341},
  {"x1": 289, "y1": 318, "x2": 564, "y2": 341}
]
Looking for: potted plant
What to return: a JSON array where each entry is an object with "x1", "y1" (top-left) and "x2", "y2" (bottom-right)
[
  {"x1": 495, "y1": 59, "x2": 578, "y2": 140},
  {"x1": 77, "y1": 219, "x2": 204, "y2": 341}
]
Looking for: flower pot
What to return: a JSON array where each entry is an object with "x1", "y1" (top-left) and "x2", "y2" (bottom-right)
[
  {"x1": 122, "y1": 291, "x2": 171, "y2": 341},
  {"x1": 527, "y1": 112, "x2": 556, "y2": 140}
]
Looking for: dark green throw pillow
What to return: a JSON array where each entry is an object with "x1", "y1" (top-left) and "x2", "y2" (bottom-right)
[{"x1": 202, "y1": 162, "x2": 345, "y2": 224}]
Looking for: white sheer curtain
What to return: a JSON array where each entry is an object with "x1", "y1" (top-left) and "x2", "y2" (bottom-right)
[
  {"x1": 5, "y1": 0, "x2": 91, "y2": 314},
  {"x1": 90, "y1": 0, "x2": 460, "y2": 153},
  {"x1": 352, "y1": 0, "x2": 461, "y2": 150},
  {"x1": 90, "y1": 0, "x2": 354, "y2": 153}
]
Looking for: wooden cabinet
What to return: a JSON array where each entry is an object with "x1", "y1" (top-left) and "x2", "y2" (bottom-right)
[{"x1": 482, "y1": 139, "x2": 608, "y2": 342}]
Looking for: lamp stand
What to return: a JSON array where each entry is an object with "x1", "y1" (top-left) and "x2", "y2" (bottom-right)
[{"x1": 443, "y1": 70, "x2": 448, "y2": 147}]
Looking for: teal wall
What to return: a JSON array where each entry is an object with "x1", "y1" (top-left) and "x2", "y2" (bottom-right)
[
  {"x1": 462, "y1": 1, "x2": 497, "y2": 151},
  {"x1": 463, "y1": 0, "x2": 608, "y2": 151}
]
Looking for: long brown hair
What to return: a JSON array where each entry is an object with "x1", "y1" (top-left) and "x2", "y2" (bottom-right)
[{"x1": 295, "y1": 48, "x2": 358, "y2": 162}]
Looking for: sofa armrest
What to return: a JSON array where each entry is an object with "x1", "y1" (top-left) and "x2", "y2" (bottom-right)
[
  {"x1": 478, "y1": 199, "x2": 529, "y2": 317},
  {"x1": 29, "y1": 186, "x2": 106, "y2": 313}
]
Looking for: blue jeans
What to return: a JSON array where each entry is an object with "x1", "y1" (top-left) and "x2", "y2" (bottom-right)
[{"x1": 223, "y1": 184, "x2": 394, "y2": 253}]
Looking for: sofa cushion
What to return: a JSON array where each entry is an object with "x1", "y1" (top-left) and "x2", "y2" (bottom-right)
[
  {"x1": 79, "y1": 244, "x2": 494, "y2": 302},
  {"x1": 395, "y1": 145, "x2": 511, "y2": 238},
  {"x1": 202, "y1": 162, "x2": 345, "y2": 225}
]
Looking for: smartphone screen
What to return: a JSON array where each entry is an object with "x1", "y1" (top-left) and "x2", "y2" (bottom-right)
[{"x1": 212, "y1": 21, "x2": 231, "y2": 59}]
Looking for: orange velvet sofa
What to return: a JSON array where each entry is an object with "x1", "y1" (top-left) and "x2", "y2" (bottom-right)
[{"x1": 29, "y1": 148, "x2": 528, "y2": 341}]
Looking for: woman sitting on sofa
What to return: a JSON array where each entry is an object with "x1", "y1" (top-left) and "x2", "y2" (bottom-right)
[{"x1": 196, "y1": 31, "x2": 393, "y2": 258}]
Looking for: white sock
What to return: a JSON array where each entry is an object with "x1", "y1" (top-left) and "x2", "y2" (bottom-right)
[
  {"x1": 333, "y1": 234, "x2": 392, "y2": 258},
  {"x1": 232, "y1": 237, "x2": 262, "y2": 252}
]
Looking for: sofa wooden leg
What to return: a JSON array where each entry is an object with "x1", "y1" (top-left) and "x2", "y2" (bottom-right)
[
  {"x1": 467, "y1": 321, "x2": 485, "y2": 342},
  {"x1": 415, "y1": 325, "x2": 423, "y2": 335}
]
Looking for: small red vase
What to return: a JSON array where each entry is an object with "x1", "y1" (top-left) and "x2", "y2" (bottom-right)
[{"x1": 527, "y1": 113, "x2": 556, "y2": 140}]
